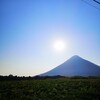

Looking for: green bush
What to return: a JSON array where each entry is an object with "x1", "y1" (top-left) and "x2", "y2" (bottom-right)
[{"x1": 0, "y1": 79, "x2": 100, "y2": 100}]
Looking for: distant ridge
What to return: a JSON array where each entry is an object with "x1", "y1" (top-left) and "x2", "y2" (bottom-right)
[{"x1": 40, "y1": 55, "x2": 100, "y2": 76}]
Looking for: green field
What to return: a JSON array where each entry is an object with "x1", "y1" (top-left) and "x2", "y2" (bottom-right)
[{"x1": 0, "y1": 78, "x2": 100, "y2": 100}]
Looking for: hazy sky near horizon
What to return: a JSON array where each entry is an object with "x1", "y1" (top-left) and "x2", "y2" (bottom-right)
[{"x1": 0, "y1": 0, "x2": 100, "y2": 76}]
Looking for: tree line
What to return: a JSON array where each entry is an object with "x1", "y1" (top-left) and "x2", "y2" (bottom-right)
[{"x1": 0, "y1": 74, "x2": 100, "y2": 80}]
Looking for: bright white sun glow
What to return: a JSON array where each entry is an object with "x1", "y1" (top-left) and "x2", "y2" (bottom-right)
[{"x1": 53, "y1": 39, "x2": 66, "y2": 52}]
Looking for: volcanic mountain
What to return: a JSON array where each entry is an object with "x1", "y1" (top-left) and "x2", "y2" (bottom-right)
[{"x1": 40, "y1": 55, "x2": 100, "y2": 76}]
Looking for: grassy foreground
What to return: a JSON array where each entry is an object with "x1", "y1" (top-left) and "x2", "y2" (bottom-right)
[{"x1": 0, "y1": 78, "x2": 100, "y2": 100}]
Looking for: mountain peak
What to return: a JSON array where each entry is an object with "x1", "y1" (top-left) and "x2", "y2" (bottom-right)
[
  {"x1": 69, "y1": 55, "x2": 83, "y2": 60},
  {"x1": 72, "y1": 55, "x2": 80, "y2": 57},
  {"x1": 71, "y1": 55, "x2": 81, "y2": 58}
]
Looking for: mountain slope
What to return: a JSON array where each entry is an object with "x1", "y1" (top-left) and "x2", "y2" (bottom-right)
[{"x1": 40, "y1": 55, "x2": 100, "y2": 76}]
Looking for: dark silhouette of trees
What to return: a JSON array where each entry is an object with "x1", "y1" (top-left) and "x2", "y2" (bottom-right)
[
  {"x1": 0, "y1": 74, "x2": 100, "y2": 81},
  {"x1": 0, "y1": 74, "x2": 33, "y2": 80}
]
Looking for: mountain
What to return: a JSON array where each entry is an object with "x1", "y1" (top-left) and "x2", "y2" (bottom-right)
[{"x1": 40, "y1": 55, "x2": 100, "y2": 76}]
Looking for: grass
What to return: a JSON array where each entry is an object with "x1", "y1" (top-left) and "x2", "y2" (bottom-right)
[{"x1": 0, "y1": 78, "x2": 100, "y2": 100}]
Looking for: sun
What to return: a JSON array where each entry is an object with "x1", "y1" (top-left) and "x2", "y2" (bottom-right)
[{"x1": 53, "y1": 39, "x2": 66, "y2": 52}]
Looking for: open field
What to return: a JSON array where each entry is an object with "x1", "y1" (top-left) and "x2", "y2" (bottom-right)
[{"x1": 0, "y1": 78, "x2": 100, "y2": 100}]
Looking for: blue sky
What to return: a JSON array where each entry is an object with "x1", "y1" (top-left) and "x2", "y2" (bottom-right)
[{"x1": 0, "y1": 0, "x2": 100, "y2": 76}]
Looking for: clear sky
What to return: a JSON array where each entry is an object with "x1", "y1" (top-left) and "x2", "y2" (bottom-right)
[{"x1": 0, "y1": 0, "x2": 100, "y2": 76}]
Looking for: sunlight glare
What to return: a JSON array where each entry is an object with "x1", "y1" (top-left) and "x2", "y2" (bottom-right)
[{"x1": 53, "y1": 39, "x2": 66, "y2": 52}]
